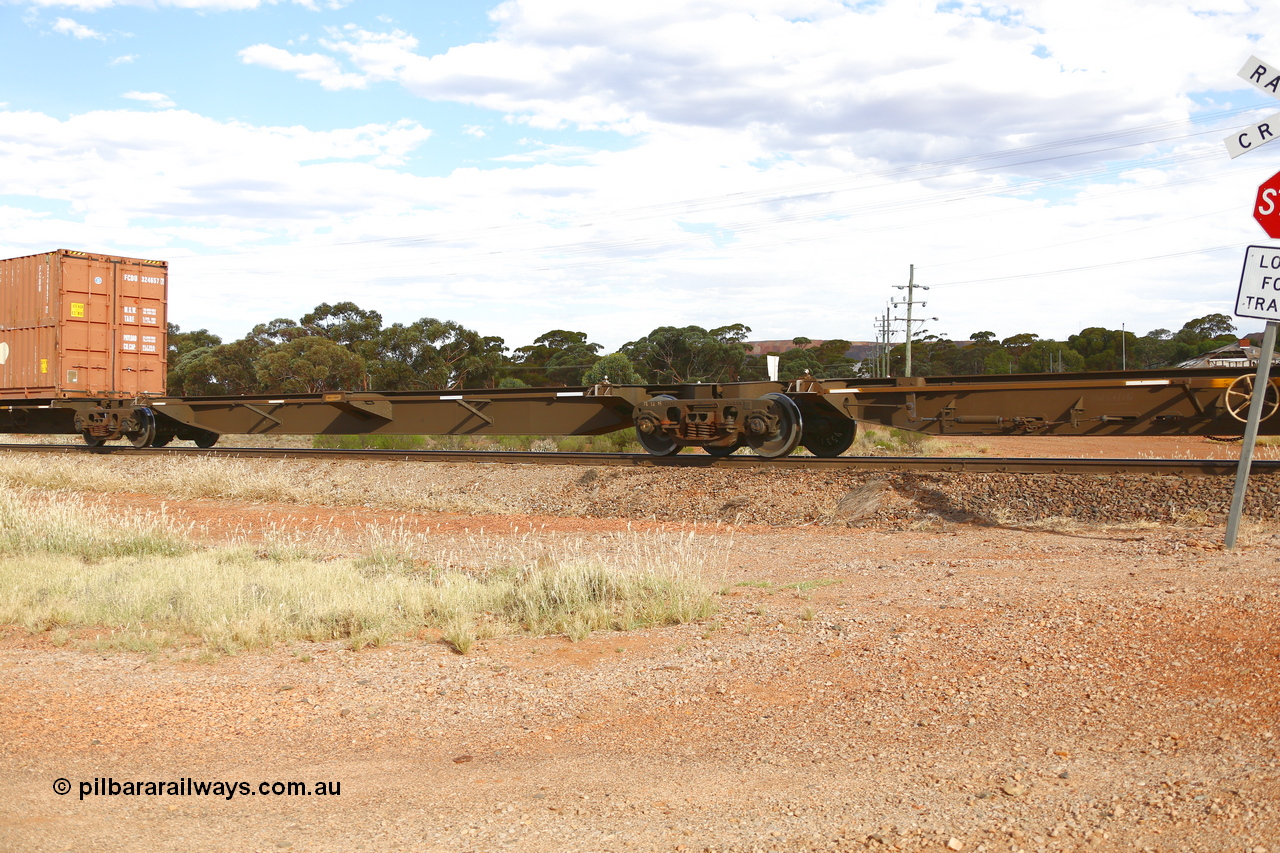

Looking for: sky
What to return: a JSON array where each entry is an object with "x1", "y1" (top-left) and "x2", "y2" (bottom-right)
[{"x1": 4, "y1": 0, "x2": 1280, "y2": 354}]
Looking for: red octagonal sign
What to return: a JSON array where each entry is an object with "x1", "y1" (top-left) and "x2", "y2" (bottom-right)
[{"x1": 1255, "y1": 170, "x2": 1280, "y2": 238}]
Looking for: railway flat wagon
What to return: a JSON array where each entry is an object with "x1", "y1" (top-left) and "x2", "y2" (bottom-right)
[
  {"x1": 0, "y1": 249, "x2": 168, "y2": 399},
  {"x1": 2, "y1": 248, "x2": 1278, "y2": 456}
]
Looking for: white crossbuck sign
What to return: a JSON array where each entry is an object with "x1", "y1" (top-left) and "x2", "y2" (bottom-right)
[{"x1": 1225, "y1": 56, "x2": 1280, "y2": 158}]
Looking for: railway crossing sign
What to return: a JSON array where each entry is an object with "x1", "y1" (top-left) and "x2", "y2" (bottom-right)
[
  {"x1": 1225, "y1": 55, "x2": 1280, "y2": 548},
  {"x1": 1225, "y1": 56, "x2": 1280, "y2": 158},
  {"x1": 1255, "y1": 171, "x2": 1280, "y2": 238}
]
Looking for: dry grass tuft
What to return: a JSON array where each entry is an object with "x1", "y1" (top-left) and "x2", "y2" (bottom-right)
[
  {"x1": 0, "y1": 453, "x2": 505, "y2": 514},
  {"x1": 829, "y1": 479, "x2": 893, "y2": 524},
  {"x1": 1228, "y1": 516, "x2": 1280, "y2": 549},
  {"x1": 846, "y1": 425, "x2": 946, "y2": 457},
  {"x1": 0, "y1": 486, "x2": 722, "y2": 654}
]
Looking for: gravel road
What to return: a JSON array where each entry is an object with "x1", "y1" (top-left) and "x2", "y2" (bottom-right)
[{"x1": 0, "y1": 446, "x2": 1277, "y2": 852}]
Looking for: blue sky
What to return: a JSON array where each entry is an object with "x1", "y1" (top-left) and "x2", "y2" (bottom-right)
[{"x1": 4, "y1": 0, "x2": 1280, "y2": 352}]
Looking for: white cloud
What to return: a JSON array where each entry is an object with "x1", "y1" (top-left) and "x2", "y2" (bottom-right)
[
  {"x1": 9, "y1": 1, "x2": 1280, "y2": 349},
  {"x1": 23, "y1": 0, "x2": 348, "y2": 10},
  {"x1": 0, "y1": 98, "x2": 1262, "y2": 350},
  {"x1": 319, "y1": 25, "x2": 419, "y2": 83},
  {"x1": 0, "y1": 108, "x2": 434, "y2": 239},
  {"x1": 52, "y1": 17, "x2": 104, "y2": 39},
  {"x1": 110, "y1": 54, "x2": 138, "y2": 65},
  {"x1": 240, "y1": 26, "x2": 421, "y2": 91},
  {"x1": 235, "y1": 0, "x2": 1269, "y2": 173},
  {"x1": 122, "y1": 91, "x2": 176, "y2": 108},
  {"x1": 239, "y1": 44, "x2": 369, "y2": 91}
]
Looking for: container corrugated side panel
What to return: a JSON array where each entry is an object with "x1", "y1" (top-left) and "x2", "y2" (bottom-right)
[
  {"x1": 112, "y1": 256, "x2": 168, "y2": 396},
  {"x1": 57, "y1": 252, "x2": 112, "y2": 396},
  {"x1": 0, "y1": 250, "x2": 169, "y2": 398},
  {"x1": 0, "y1": 252, "x2": 59, "y2": 397}
]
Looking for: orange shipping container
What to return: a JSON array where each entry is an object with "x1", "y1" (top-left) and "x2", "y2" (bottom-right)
[{"x1": 0, "y1": 249, "x2": 168, "y2": 398}]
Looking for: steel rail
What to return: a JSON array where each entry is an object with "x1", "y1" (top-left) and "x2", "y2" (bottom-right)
[{"x1": 0, "y1": 443, "x2": 1274, "y2": 477}]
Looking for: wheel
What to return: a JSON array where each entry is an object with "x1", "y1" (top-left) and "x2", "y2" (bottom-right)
[
  {"x1": 81, "y1": 430, "x2": 106, "y2": 448},
  {"x1": 634, "y1": 396, "x2": 679, "y2": 456},
  {"x1": 193, "y1": 431, "x2": 220, "y2": 449},
  {"x1": 127, "y1": 408, "x2": 156, "y2": 448},
  {"x1": 802, "y1": 418, "x2": 857, "y2": 458},
  {"x1": 744, "y1": 393, "x2": 803, "y2": 459},
  {"x1": 703, "y1": 441, "x2": 742, "y2": 457},
  {"x1": 151, "y1": 434, "x2": 173, "y2": 447},
  {"x1": 1224, "y1": 374, "x2": 1280, "y2": 423}
]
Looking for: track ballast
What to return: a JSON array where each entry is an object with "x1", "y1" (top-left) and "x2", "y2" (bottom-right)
[{"x1": 0, "y1": 443, "x2": 1272, "y2": 477}]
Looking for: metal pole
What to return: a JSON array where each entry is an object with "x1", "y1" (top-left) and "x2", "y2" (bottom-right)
[
  {"x1": 883, "y1": 307, "x2": 890, "y2": 378},
  {"x1": 880, "y1": 307, "x2": 889, "y2": 378},
  {"x1": 1225, "y1": 320, "x2": 1278, "y2": 548}
]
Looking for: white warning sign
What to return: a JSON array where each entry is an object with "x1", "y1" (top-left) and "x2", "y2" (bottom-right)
[{"x1": 1236, "y1": 245, "x2": 1280, "y2": 321}]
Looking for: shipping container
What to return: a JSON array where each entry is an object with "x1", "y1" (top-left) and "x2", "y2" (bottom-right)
[{"x1": 0, "y1": 249, "x2": 168, "y2": 398}]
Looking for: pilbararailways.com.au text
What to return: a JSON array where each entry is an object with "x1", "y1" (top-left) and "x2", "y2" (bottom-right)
[{"x1": 53, "y1": 777, "x2": 341, "y2": 801}]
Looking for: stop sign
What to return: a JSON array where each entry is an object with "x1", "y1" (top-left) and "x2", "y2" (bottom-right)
[{"x1": 1255, "y1": 170, "x2": 1280, "y2": 238}]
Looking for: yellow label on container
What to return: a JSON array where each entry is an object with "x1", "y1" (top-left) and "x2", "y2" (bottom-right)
[
  {"x1": 40, "y1": 359, "x2": 48, "y2": 374},
  {"x1": 70, "y1": 303, "x2": 85, "y2": 318}
]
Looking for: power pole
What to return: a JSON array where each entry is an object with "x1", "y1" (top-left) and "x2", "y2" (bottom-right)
[
  {"x1": 892, "y1": 264, "x2": 933, "y2": 377},
  {"x1": 885, "y1": 305, "x2": 897, "y2": 377},
  {"x1": 872, "y1": 317, "x2": 881, "y2": 377},
  {"x1": 875, "y1": 306, "x2": 891, "y2": 378}
]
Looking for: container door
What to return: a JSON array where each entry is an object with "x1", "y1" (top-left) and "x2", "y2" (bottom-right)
[
  {"x1": 115, "y1": 262, "x2": 167, "y2": 396},
  {"x1": 0, "y1": 252, "x2": 58, "y2": 396},
  {"x1": 58, "y1": 254, "x2": 114, "y2": 395}
]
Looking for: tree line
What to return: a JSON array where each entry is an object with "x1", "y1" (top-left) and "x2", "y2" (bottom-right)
[{"x1": 166, "y1": 303, "x2": 1244, "y2": 395}]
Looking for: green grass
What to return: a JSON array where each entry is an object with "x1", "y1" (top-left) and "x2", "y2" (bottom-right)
[
  {"x1": 0, "y1": 486, "x2": 720, "y2": 655},
  {"x1": 312, "y1": 434, "x2": 428, "y2": 450},
  {"x1": 782, "y1": 578, "x2": 844, "y2": 592},
  {"x1": 735, "y1": 580, "x2": 774, "y2": 589},
  {"x1": 734, "y1": 577, "x2": 843, "y2": 594},
  {"x1": 850, "y1": 425, "x2": 941, "y2": 456}
]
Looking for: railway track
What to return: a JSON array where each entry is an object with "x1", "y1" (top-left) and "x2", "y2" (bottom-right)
[{"x1": 1, "y1": 443, "x2": 1273, "y2": 477}]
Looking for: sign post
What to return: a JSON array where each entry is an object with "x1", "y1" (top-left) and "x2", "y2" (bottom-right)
[
  {"x1": 1224, "y1": 324, "x2": 1278, "y2": 549},
  {"x1": 1226, "y1": 245, "x2": 1280, "y2": 547},
  {"x1": 1222, "y1": 53, "x2": 1280, "y2": 548}
]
